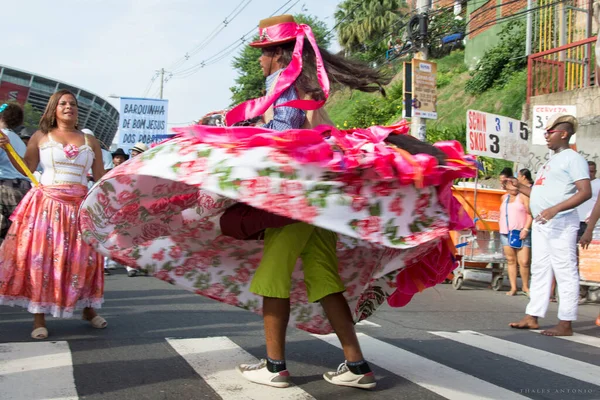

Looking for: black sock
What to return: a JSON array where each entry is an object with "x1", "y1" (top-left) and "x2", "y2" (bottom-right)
[
  {"x1": 266, "y1": 357, "x2": 286, "y2": 373},
  {"x1": 347, "y1": 360, "x2": 371, "y2": 375}
]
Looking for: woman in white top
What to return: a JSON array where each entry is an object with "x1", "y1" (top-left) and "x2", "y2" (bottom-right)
[{"x1": 0, "y1": 89, "x2": 107, "y2": 340}]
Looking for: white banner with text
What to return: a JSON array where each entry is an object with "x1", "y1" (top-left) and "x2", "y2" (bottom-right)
[{"x1": 117, "y1": 97, "x2": 170, "y2": 154}]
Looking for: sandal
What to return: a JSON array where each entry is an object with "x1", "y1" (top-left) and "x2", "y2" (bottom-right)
[
  {"x1": 83, "y1": 315, "x2": 108, "y2": 329},
  {"x1": 31, "y1": 327, "x2": 48, "y2": 340}
]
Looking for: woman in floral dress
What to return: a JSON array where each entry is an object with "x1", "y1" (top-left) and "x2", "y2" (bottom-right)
[
  {"x1": 0, "y1": 89, "x2": 107, "y2": 340},
  {"x1": 79, "y1": 18, "x2": 476, "y2": 336}
]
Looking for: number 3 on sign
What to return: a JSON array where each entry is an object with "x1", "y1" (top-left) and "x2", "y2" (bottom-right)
[
  {"x1": 495, "y1": 117, "x2": 501, "y2": 132},
  {"x1": 535, "y1": 115, "x2": 546, "y2": 129},
  {"x1": 489, "y1": 134, "x2": 500, "y2": 154}
]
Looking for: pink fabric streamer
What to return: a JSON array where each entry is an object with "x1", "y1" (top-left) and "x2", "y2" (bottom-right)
[
  {"x1": 173, "y1": 122, "x2": 477, "y2": 189},
  {"x1": 388, "y1": 238, "x2": 457, "y2": 307},
  {"x1": 224, "y1": 23, "x2": 330, "y2": 126}
]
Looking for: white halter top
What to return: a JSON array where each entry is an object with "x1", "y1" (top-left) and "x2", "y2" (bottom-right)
[{"x1": 39, "y1": 133, "x2": 95, "y2": 186}]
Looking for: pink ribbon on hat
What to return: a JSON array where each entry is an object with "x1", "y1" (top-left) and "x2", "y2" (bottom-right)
[{"x1": 225, "y1": 22, "x2": 330, "y2": 126}]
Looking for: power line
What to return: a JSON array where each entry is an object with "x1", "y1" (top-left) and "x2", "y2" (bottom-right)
[
  {"x1": 169, "y1": 0, "x2": 254, "y2": 72},
  {"x1": 142, "y1": 71, "x2": 160, "y2": 97},
  {"x1": 170, "y1": 0, "x2": 301, "y2": 79},
  {"x1": 464, "y1": 0, "x2": 569, "y2": 38},
  {"x1": 192, "y1": 0, "x2": 300, "y2": 68},
  {"x1": 326, "y1": 1, "x2": 363, "y2": 36},
  {"x1": 171, "y1": 0, "x2": 298, "y2": 77},
  {"x1": 140, "y1": 0, "x2": 256, "y2": 97},
  {"x1": 467, "y1": 0, "x2": 526, "y2": 22}
]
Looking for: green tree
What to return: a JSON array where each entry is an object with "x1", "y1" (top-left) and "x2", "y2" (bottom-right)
[
  {"x1": 229, "y1": 13, "x2": 333, "y2": 106},
  {"x1": 335, "y1": 0, "x2": 405, "y2": 56},
  {"x1": 465, "y1": 20, "x2": 527, "y2": 95},
  {"x1": 427, "y1": 8, "x2": 466, "y2": 59}
]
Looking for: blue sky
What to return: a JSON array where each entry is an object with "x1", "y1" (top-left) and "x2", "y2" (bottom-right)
[{"x1": 4, "y1": 0, "x2": 341, "y2": 136}]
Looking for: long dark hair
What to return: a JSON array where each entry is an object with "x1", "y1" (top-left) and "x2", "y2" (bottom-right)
[
  {"x1": 519, "y1": 168, "x2": 533, "y2": 185},
  {"x1": 271, "y1": 39, "x2": 392, "y2": 101},
  {"x1": 39, "y1": 89, "x2": 79, "y2": 133},
  {"x1": 267, "y1": 40, "x2": 449, "y2": 161}
]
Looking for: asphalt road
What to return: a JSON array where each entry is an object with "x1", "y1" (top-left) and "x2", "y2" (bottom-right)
[{"x1": 1, "y1": 268, "x2": 600, "y2": 400}]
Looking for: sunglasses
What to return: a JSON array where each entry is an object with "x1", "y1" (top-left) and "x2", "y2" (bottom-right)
[{"x1": 544, "y1": 129, "x2": 568, "y2": 136}]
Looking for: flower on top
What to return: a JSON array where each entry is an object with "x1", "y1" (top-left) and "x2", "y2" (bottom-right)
[{"x1": 63, "y1": 143, "x2": 80, "y2": 159}]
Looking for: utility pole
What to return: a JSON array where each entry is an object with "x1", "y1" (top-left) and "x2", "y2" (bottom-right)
[
  {"x1": 159, "y1": 68, "x2": 165, "y2": 100},
  {"x1": 410, "y1": 0, "x2": 431, "y2": 141}
]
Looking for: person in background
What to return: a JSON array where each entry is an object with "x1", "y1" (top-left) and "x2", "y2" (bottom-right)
[
  {"x1": 509, "y1": 114, "x2": 591, "y2": 336},
  {"x1": 0, "y1": 102, "x2": 30, "y2": 244},
  {"x1": 576, "y1": 161, "x2": 600, "y2": 238},
  {"x1": 499, "y1": 175, "x2": 532, "y2": 296},
  {"x1": 499, "y1": 167, "x2": 514, "y2": 190},
  {"x1": 517, "y1": 168, "x2": 533, "y2": 187},
  {"x1": 112, "y1": 148, "x2": 129, "y2": 167},
  {"x1": 578, "y1": 186, "x2": 600, "y2": 327},
  {"x1": 81, "y1": 129, "x2": 113, "y2": 172},
  {"x1": 490, "y1": 167, "x2": 516, "y2": 289},
  {"x1": 130, "y1": 142, "x2": 148, "y2": 158},
  {"x1": 575, "y1": 161, "x2": 600, "y2": 303}
]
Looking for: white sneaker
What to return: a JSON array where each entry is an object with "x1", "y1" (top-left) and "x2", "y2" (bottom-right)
[
  {"x1": 236, "y1": 359, "x2": 290, "y2": 388},
  {"x1": 323, "y1": 361, "x2": 376, "y2": 389}
]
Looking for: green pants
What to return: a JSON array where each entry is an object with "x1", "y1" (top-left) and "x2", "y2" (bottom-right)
[{"x1": 250, "y1": 222, "x2": 345, "y2": 303}]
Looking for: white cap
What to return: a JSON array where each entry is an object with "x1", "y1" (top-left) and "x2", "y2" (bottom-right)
[{"x1": 81, "y1": 128, "x2": 95, "y2": 136}]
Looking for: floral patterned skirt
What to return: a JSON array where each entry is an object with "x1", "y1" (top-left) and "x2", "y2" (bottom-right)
[
  {"x1": 0, "y1": 184, "x2": 104, "y2": 318},
  {"x1": 79, "y1": 123, "x2": 476, "y2": 334}
]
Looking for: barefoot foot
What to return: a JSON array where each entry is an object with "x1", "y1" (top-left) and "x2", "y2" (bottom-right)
[
  {"x1": 509, "y1": 315, "x2": 539, "y2": 329},
  {"x1": 541, "y1": 321, "x2": 573, "y2": 336}
]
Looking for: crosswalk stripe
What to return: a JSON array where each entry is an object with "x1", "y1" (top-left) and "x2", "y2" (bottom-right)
[
  {"x1": 0, "y1": 341, "x2": 78, "y2": 400},
  {"x1": 166, "y1": 337, "x2": 315, "y2": 400},
  {"x1": 430, "y1": 330, "x2": 600, "y2": 387},
  {"x1": 356, "y1": 320, "x2": 381, "y2": 327},
  {"x1": 312, "y1": 332, "x2": 527, "y2": 400},
  {"x1": 530, "y1": 330, "x2": 600, "y2": 349}
]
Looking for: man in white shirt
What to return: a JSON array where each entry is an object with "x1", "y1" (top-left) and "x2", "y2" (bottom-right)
[{"x1": 508, "y1": 114, "x2": 591, "y2": 336}]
